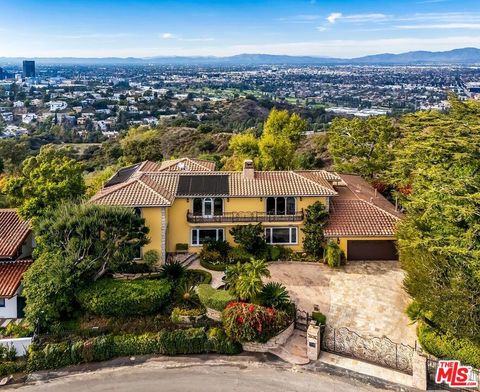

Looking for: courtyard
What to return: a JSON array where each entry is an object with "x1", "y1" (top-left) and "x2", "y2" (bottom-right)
[{"x1": 266, "y1": 261, "x2": 417, "y2": 346}]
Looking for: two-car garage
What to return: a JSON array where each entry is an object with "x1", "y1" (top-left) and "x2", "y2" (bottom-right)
[{"x1": 346, "y1": 240, "x2": 398, "y2": 261}]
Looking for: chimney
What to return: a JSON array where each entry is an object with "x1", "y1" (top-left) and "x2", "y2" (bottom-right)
[{"x1": 243, "y1": 159, "x2": 255, "y2": 180}]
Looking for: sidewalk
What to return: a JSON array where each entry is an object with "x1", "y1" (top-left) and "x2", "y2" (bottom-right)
[{"x1": 310, "y1": 352, "x2": 415, "y2": 390}]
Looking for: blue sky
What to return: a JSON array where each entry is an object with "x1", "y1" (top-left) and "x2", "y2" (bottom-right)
[{"x1": 1, "y1": 0, "x2": 480, "y2": 58}]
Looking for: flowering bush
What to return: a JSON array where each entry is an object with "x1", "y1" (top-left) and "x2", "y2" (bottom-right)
[{"x1": 222, "y1": 302, "x2": 292, "y2": 343}]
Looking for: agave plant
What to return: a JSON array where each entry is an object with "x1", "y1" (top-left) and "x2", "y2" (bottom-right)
[
  {"x1": 159, "y1": 260, "x2": 186, "y2": 281},
  {"x1": 259, "y1": 282, "x2": 290, "y2": 310}
]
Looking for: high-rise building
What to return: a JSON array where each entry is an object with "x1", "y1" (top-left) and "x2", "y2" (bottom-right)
[{"x1": 22, "y1": 60, "x2": 35, "y2": 78}]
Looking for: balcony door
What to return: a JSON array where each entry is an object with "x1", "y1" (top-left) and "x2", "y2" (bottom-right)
[{"x1": 193, "y1": 197, "x2": 223, "y2": 217}]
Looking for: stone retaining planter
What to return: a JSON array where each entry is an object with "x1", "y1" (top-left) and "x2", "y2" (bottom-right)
[
  {"x1": 242, "y1": 322, "x2": 295, "y2": 353},
  {"x1": 205, "y1": 307, "x2": 223, "y2": 322}
]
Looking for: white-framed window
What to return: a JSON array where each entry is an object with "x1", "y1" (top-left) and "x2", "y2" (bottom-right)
[
  {"x1": 265, "y1": 227, "x2": 298, "y2": 245},
  {"x1": 266, "y1": 197, "x2": 296, "y2": 215},
  {"x1": 191, "y1": 228, "x2": 225, "y2": 246},
  {"x1": 193, "y1": 198, "x2": 223, "y2": 217},
  {"x1": 0, "y1": 298, "x2": 5, "y2": 307}
]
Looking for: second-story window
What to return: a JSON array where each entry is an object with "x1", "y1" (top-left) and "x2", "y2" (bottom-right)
[
  {"x1": 193, "y1": 198, "x2": 223, "y2": 216},
  {"x1": 266, "y1": 197, "x2": 296, "y2": 215}
]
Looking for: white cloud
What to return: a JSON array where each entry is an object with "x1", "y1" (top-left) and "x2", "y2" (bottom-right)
[
  {"x1": 161, "y1": 33, "x2": 176, "y2": 39},
  {"x1": 397, "y1": 23, "x2": 480, "y2": 30},
  {"x1": 327, "y1": 12, "x2": 342, "y2": 24},
  {"x1": 342, "y1": 13, "x2": 390, "y2": 22},
  {"x1": 317, "y1": 26, "x2": 328, "y2": 32}
]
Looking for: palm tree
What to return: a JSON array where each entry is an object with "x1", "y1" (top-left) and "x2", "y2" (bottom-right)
[
  {"x1": 236, "y1": 271, "x2": 263, "y2": 302},
  {"x1": 243, "y1": 258, "x2": 270, "y2": 279}
]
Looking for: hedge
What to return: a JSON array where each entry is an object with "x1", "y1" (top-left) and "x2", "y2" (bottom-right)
[
  {"x1": 197, "y1": 284, "x2": 236, "y2": 311},
  {"x1": 186, "y1": 269, "x2": 212, "y2": 285},
  {"x1": 0, "y1": 361, "x2": 26, "y2": 377},
  {"x1": 76, "y1": 278, "x2": 172, "y2": 317},
  {"x1": 199, "y1": 259, "x2": 229, "y2": 271},
  {"x1": 28, "y1": 328, "x2": 242, "y2": 371},
  {"x1": 418, "y1": 322, "x2": 480, "y2": 368}
]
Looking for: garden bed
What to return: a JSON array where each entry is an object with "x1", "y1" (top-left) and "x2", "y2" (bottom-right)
[{"x1": 242, "y1": 323, "x2": 295, "y2": 352}]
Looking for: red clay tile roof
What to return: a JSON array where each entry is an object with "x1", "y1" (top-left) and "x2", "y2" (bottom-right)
[
  {"x1": 158, "y1": 158, "x2": 216, "y2": 172},
  {"x1": 0, "y1": 260, "x2": 33, "y2": 298},
  {"x1": 0, "y1": 210, "x2": 30, "y2": 259},
  {"x1": 90, "y1": 168, "x2": 338, "y2": 206},
  {"x1": 325, "y1": 199, "x2": 400, "y2": 237}
]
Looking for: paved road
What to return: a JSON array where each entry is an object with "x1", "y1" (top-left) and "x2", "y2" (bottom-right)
[{"x1": 12, "y1": 358, "x2": 386, "y2": 392}]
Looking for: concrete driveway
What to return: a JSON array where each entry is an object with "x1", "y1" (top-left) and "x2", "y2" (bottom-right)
[{"x1": 266, "y1": 261, "x2": 417, "y2": 346}]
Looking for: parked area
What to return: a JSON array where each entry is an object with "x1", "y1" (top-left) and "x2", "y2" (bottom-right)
[{"x1": 267, "y1": 261, "x2": 417, "y2": 346}]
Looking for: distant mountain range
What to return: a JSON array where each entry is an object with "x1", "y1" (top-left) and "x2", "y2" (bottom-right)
[{"x1": 1, "y1": 47, "x2": 479, "y2": 66}]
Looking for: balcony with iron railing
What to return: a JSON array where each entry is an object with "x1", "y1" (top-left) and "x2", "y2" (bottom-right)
[{"x1": 186, "y1": 209, "x2": 304, "y2": 224}]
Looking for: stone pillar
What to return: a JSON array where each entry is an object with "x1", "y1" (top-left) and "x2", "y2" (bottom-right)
[
  {"x1": 307, "y1": 321, "x2": 321, "y2": 361},
  {"x1": 412, "y1": 351, "x2": 428, "y2": 390}
]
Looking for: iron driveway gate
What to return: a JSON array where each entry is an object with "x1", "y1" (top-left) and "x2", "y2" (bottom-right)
[{"x1": 320, "y1": 325, "x2": 415, "y2": 374}]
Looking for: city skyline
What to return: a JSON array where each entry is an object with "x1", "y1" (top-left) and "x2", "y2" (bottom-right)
[{"x1": 1, "y1": 0, "x2": 480, "y2": 58}]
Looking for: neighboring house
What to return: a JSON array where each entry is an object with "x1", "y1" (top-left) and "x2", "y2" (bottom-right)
[
  {"x1": 91, "y1": 158, "x2": 401, "y2": 263},
  {"x1": 0, "y1": 210, "x2": 34, "y2": 319}
]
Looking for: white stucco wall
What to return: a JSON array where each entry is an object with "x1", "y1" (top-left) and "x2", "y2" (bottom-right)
[
  {"x1": 0, "y1": 337, "x2": 32, "y2": 357},
  {"x1": 0, "y1": 295, "x2": 18, "y2": 318}
]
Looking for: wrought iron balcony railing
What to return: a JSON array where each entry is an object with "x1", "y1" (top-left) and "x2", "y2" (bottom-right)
[{"x1": 186, "y1": 209, "x2": 304, "y2": 224}]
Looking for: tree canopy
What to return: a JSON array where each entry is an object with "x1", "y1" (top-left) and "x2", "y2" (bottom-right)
[
  {"x1": 3, "y1": 144, "x2": 85, "y2": 219},
  {"x1": 23, "y1": 203, "x2": 149, "y2": 325},
  {"x1": 328, "y1": 115, "x2": 398, "y2": 179},
  {"x1": 396, "y1": 97, "x2": 480, "y2": 343},
  {"x1": 223, "y1": 108, "x2": 309, "y2": 170}
]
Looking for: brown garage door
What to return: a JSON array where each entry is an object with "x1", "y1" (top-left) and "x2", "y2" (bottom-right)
[{"x1": 347, "y1": 240, "x2": 398, "y2": 261}]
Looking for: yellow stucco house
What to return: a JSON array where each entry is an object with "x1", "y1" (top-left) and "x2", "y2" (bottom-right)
[{"x1": 91, "y1": 158, "x2": 401, "y2": 262}]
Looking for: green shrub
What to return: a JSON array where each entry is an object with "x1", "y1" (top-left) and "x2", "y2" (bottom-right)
[
  {"x1": 159, "y1": 260, "x2": 186, "y2": 281},
  {"x1": 76, "y1": 279, "x2": 172, "y2": 317},
  {"x1": 3, "y1": 322, "x2": 33, "y2": 338},
  {"x1": 197, "y1": 284, "x2": 236, "y2": 311},
  {"x1": 28, "y1": 328, "x2": 242, "y2": 371},
  {"x1": 0, "y1": 344, "x2": 17, "y2": 361},
  {"x1": 223, "y1": 302, "x2": 292, "y2": 343},
  {"x1": 207, "y1": 327, "x2": 242, "y2": 355},
  {"x1": 114, "y1": 262, "x2": 151, "y2": 274},
  {"x1": 228, "y1": 247, "x2": 252, "y2": 263},
  {"x1": 311, "y1": 311, "x2": 327, "y2": 325},
  {"x1": 175, "y1": 243, "x2": 189, "y2": 251},
  {"x1": 143, "y1": 250, "x2": 160, "y2": 269},
  {"x1": 229, "y1": 224, "x2": 267, "y2": 256},
  {"x1": 199, "y1": 248, "x2": 224, "y2": 264},
  {"x1": 418, "y1": 322, "x2": 480, "y2": 368},
  {"x1": 0, "y1": 361, "x2": 26, "y2": 377},
  {"x1": 325, "y1": 241, "x2": 342, "y2": 267},
  {"x1": 185, "y1": 269, "x2": 212, "y2": 285},
  {"x1": 203, "y1": 240, "x2": 231, "y2": 260},
  {"x1": 258, "y1": 282, "x2": 290, "y2": 310}
]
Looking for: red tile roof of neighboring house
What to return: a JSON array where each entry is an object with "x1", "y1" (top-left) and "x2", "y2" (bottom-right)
[
  {"x1": 324, "y1": 199, "x2": 400, "y2": 237},
  {"x1": 0, "y1": 209, "x2": 31, "y2": 259},
  {"x1": 157, "y1": 158, "x2": 216, "y2": 172},
  {"x1": 0, "y1": 260, "x2": 33, "y2": 298}
]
